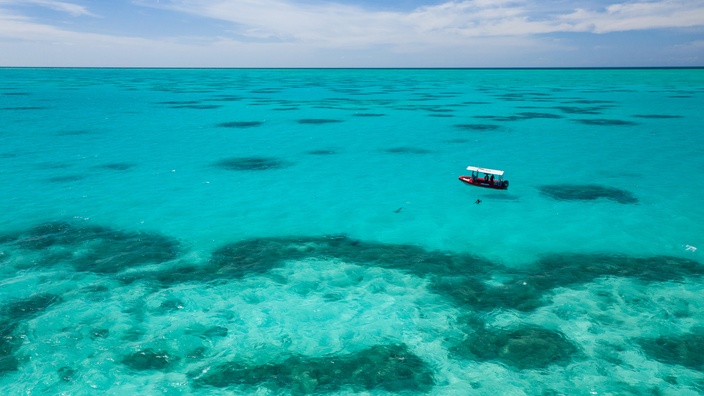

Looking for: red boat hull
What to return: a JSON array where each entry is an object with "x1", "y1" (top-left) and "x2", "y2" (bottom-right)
[{"x1": 459, "y1": 176, "x2": 509, "y2": 190}]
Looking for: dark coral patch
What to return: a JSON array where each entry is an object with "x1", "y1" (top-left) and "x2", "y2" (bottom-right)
[
  {"x1": 58, "y1": 366, "x2": 76, "y2": 382},
  {"x1": 527, "y1": 254, "x2": 704, "y2": 291},
  {"x1": 307, "y1": 149, "x2": 336, "y2": 155},
  {"x1": 573, "y1": 119, "x2": 638, "y2": 126},
  {"x1": 160, "y1": 235, "x2": 496, "y2": 285},
  {"x1": 454, "y1": 124, "x2": 501, "y2": 131},
  {"x1": 0, "y1": 321, "x2": 19, "y2": 373},
  {"x1": 213, "y1": 157, "x2": 292, "y2": 171},
  {"x1": 384, "y1": 147, "x2": 433, "y2": 154},
  {"x1": 354, "y1": 113, "x2": 386, "y2": 117},
  {"x1": 47, "y1": 175, "x2": 85, "y2": 183},
  {"x1": 156, "y1": 101, "x2": 200, "y2": 105},
  {"x1": 639, "y1": 332, "x2": 704, "y2": 370},
  {"x1": 0, "y1": 294, "x2": 63, "y2": 373},
  {"x1": 516, "y1": 112, "x2": 563, "y2": 119},
  {"x1": 633, "y1": 114, "x2": 683, "y2": 119},
  {"x1": 90, "y1": 329, "x2": 110, "y2": 340},
  {"x1": 96, "y1": 163, "x2": 135, "y2": 171},
  {"x1": 122, "y1": 349, "x2": 178, "y2": 371},
  {"x1": 452, "y1": 326, "x2": 578, "y2": 369},
  {"x1": 554, "y1": 106, "x2": 605, "y2": 115},
  {"x1": 194, "y1": 344, "x2": 434, "y2": 393},
  {"x1": 217, "y1": 121, "x2": 263, "y2": 128},
  {"x1": 1, "y1": 293, "x2": 63, "y2": 321},
  {"x1": 1, "y1": 106, "x2": 48, "y2": 111},
  {"x1": 475, "y1": 112, "x2": 562, "y2": 122},
  {"x1": 297, "y1": 119, "x2": 343, "y2": 124},
  {"x1": 159, "y1": 299, "x2": 184, "y2": 312},
  {"x1": 170, "y1": 104, "x2": 222, "y2": 110},
  {"x1": 10, "y1": 221, "x2": 181, "y2": 273},
  {"x1": 203, "y1": 326, "x2": 228, "y2": 338},
  {"x1": 538, "y1": 184, "x2": 638, "y2": 204}
]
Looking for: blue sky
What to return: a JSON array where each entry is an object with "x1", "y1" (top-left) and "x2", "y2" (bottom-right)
[{"x1": 0, "y1": 0, "x2": 702, "y2": 67}]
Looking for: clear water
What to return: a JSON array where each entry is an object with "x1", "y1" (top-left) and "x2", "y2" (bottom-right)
[{"x1": 1, "y1": 68, "x2": 703, "y2": 394}]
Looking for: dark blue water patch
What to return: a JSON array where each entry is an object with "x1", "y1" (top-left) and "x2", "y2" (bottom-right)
[
  {"x1": 454, "y1": 124, "x2": 502, "y2": 131},
  {"x1": 250, "y1": 88, "x2": 281, "y2": 94},
  {"x1": 297, "y1": 118, "x2": 343, "y2": 124},
  {"x1": 639, "y1": 331, "x2": 704, "y2": 371},
  {"x1": 451, "y1": 325, "x2": 579, "y2": 370},
  {"x1": 193, "y1": 344, "x2": 434, "y2": 393},
  {"x1": 307, "y1": 149, "x2": 337, "y2": 155},
  {"x1": 47, "y1": 174, "x2": 85, "y2": 183},
  {"x1": 7, "y1": 221, "x2": 181, "y2": 273},
  {"x1": 213, "y1": 157, "x2": 293, "y2": 171},
  {"x1": 633, "y1": 114, "x2": 683, "y2": 119},
  {"x1": 169, "y1": 104, "x2": 222, "y2": 110},
  {"x1": 95, "y1": 163, "x2": 136, "y2": 171},
  {"x1": 205, "y1": 95, "x2": 243, "y2": 102},
  {"x1": 1, "y1": 106, "x2": 48, "y2": 111},
  {"x1": 538, "y1": 184, "x2": 638, "y2": 204},
  {"x1": 568, "y1": 99, "x2": 615, "y2": 104},
  {"x1": 155, "y1": 100, "x2": 201, "y2": 105},
  {"x1": 353, "y1": 113, "x2": 386, "y2": 117},
  {"x1": 273, "y1": 107, "x2": 299, "y2": 111},
  {"x1": 462, "y1": 101, "x2": 491, "y2": 105},
  {"x1": 475, "y1": 112, "x2": 563, "y2": 122},
  {"x1": 573, "y1": 119, "x2": 638, "y2": 126},
  {"x1": 2, "y1": 92, "x2": 30, "y2": 96},
  {"x1": 554, "y1": 106, "x2": 606, "y2": 115},
  {"x1": 493, "y1": 92, "x2": 556, "y2": 103},
  {"x1": 384, "y1": 147, "x2": 433, "y2": 154},
  {"x1": 216, "y1": 121, "x2": 263, "y2": 128},
  {"x1": 122, "y1": 348, "x2": 179, "y2": 371}
]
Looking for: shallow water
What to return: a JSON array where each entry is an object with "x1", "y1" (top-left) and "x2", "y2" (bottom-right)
[{"x1": 1, "y1": 68, "x2": 703, "y2": 394}]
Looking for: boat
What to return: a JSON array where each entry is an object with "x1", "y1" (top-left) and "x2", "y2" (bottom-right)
[{"x1": 459, "y1": 166, "x2": 509, "y2": 190}]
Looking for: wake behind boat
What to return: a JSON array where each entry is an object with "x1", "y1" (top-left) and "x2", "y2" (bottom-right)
[{"x1": 459, "y1": 166, "x2": 509, "y2": 190}]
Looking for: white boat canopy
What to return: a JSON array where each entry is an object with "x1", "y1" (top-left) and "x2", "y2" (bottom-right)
[{"x1": 466, "y1": 166, "x2": 505, "y2": 176}]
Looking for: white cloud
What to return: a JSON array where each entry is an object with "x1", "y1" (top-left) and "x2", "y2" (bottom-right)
[
  {"x1": 561, "y1": 0, "x2": 704, "y2": 33},
  {"x1": 1, "y1": 0, "x2": 703, "y2": 66},
  {"x1": 153, "y1": 0, "x2": 704, "y2": 42},
  {"x1": 0, "y1": 0, "x2": 96, "y2": 17}
]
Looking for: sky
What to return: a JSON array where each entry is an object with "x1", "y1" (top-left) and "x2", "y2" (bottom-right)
[{"x1": 0, "y1": 0, "x2": 703, "y2": 67}]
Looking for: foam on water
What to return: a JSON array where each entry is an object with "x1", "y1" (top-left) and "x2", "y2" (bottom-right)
[{"x1": 1, "y1": 68, "x2": 704, "y2": 394}]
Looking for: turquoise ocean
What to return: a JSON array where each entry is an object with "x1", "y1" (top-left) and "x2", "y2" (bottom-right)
[{"x1": 1, "y1": 68, "x2": 703, "y2": 394}]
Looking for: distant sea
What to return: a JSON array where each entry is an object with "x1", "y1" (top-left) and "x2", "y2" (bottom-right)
[{"x1": 1, "y1": 68, "x2": 703, "y2": 394}]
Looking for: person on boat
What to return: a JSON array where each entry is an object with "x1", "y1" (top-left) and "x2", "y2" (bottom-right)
[
  {"x1": 484, "y1": 173, "x2": 490, "y2": 182},
  {"x1": 490, "y1": 174, "x2": 495, "y2": 184}
]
